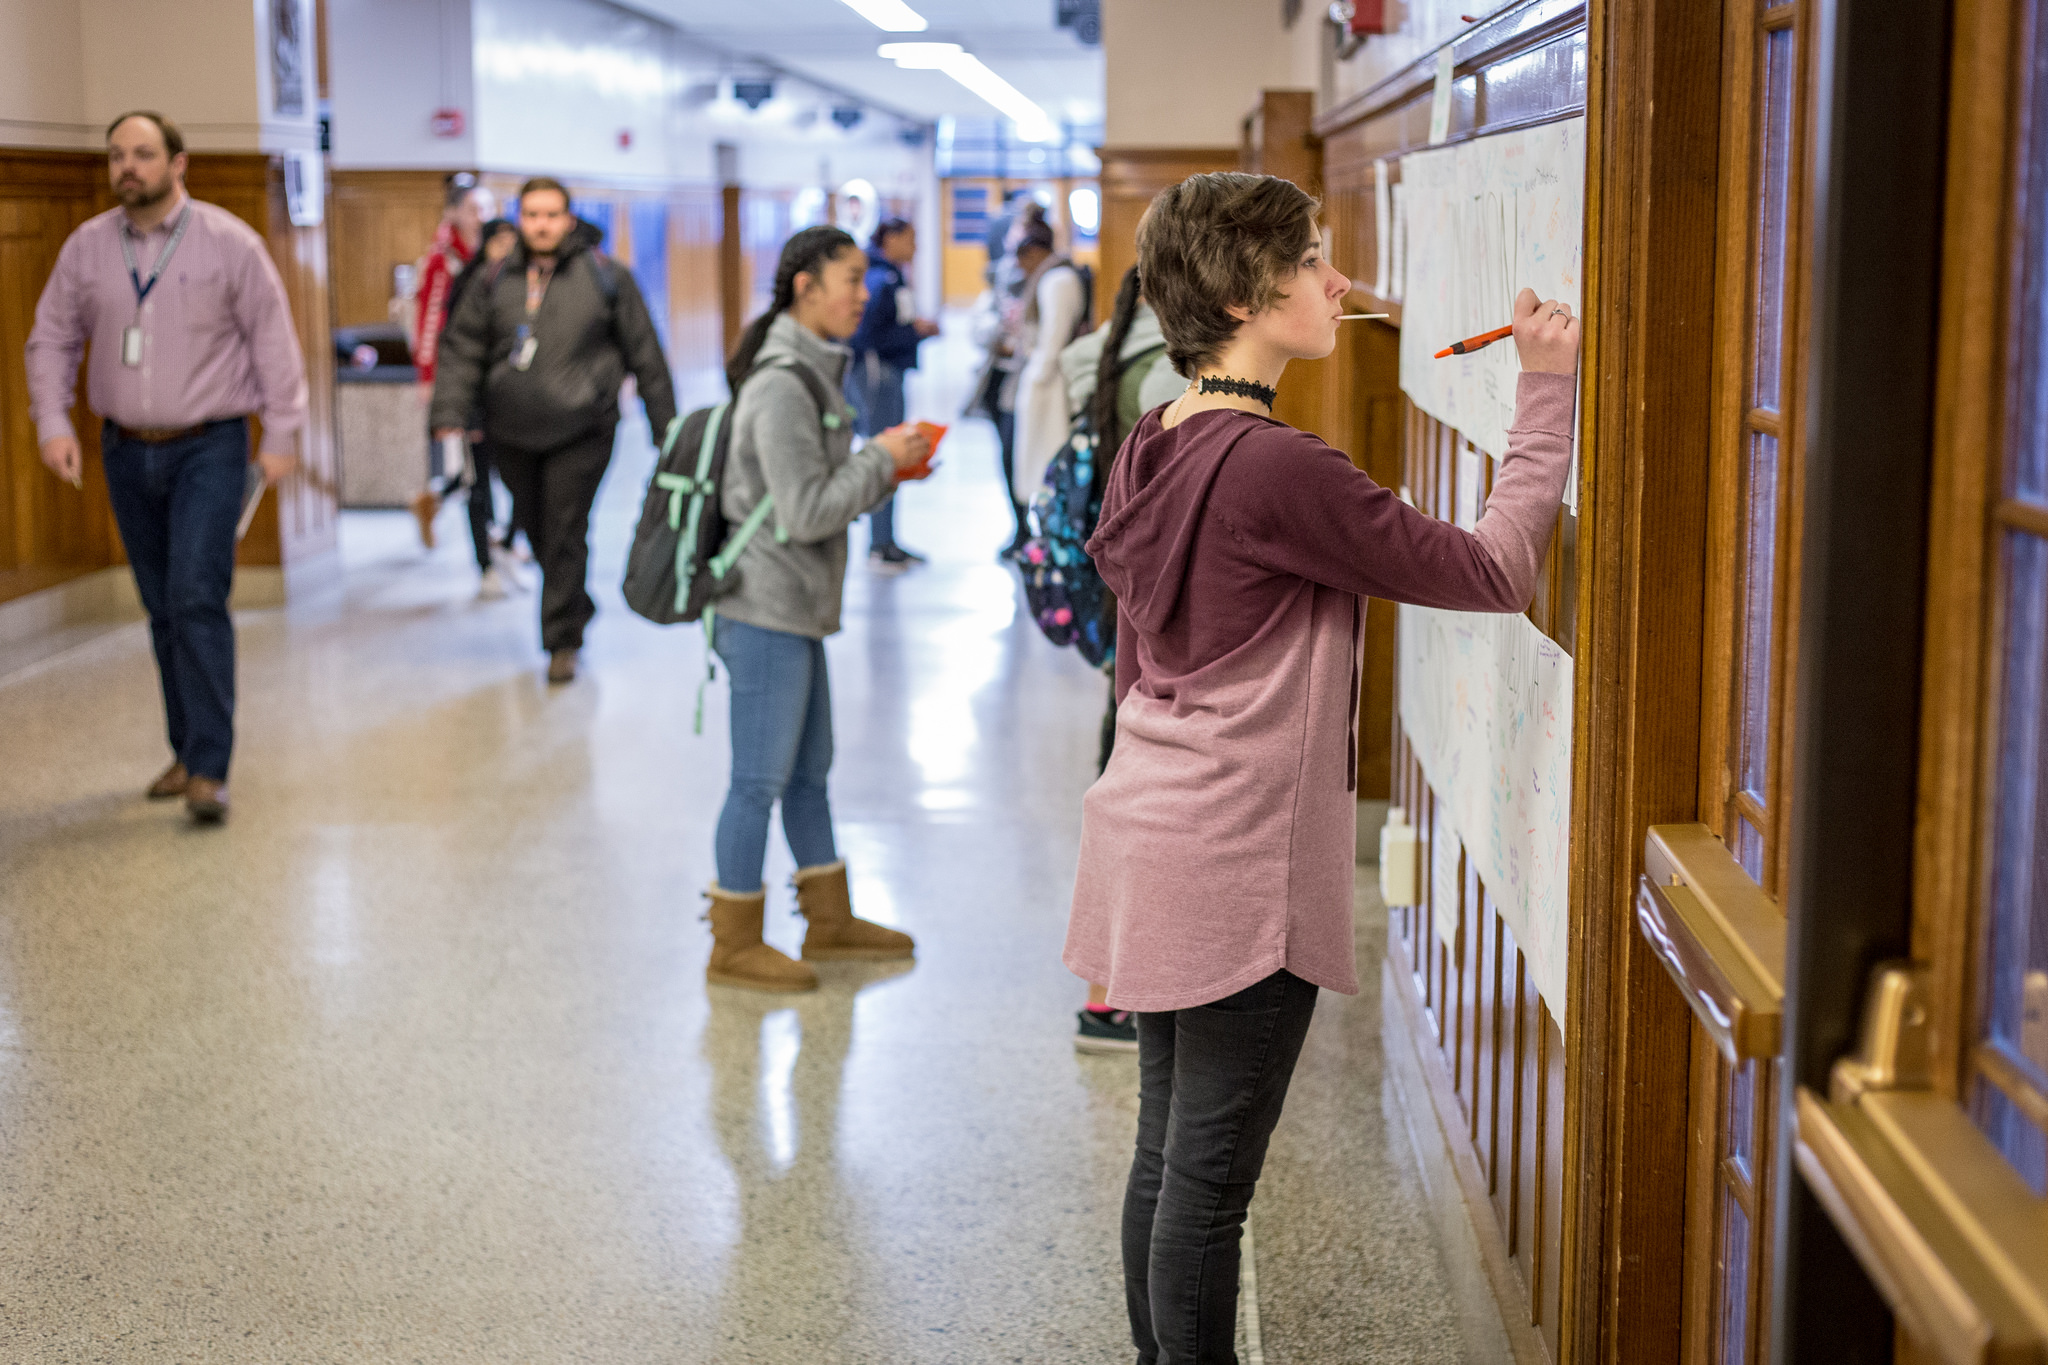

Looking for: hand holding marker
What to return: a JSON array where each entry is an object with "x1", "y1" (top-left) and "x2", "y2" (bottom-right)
[{"x1": 1437, "y1": 289, "x2": 1580, "y2": 373}]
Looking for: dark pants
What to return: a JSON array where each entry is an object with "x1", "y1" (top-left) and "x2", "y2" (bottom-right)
[
  {"x1": 429, "y1": 436, "x2": 507, "y2": 572},
  {"x1": 492, "y1": 425, "x2": 614, "y2": 651},
  {"x1": 101, "y1": 418, "x2": 248, "y2": 782},
  {"x1": 847, "y1": 355, "x2": 908, "y2": 553},
  {"x1": 1125, "y1": 969, "x2": 1319, "y2": 1365},
  {"x1": 994, "y1": 406, "x2": 1028, "y2": 545}
]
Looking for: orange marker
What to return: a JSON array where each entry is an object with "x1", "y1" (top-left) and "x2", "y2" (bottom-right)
[{"x1": 1433, "y1": 323, "x2": 1514, "y2": 358}]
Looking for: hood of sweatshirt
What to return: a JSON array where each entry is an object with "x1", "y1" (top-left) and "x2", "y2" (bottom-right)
[
  {"x1": 750, "y1": 309, "x2": 852, "y2": 392},
  {"x1": 1085, "y1": 407, "x2": 1270, "y2": 636}
]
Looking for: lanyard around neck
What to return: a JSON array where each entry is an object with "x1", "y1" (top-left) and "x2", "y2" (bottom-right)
[
  {"x1": 524, "y1": 259, "x2": 557, "y2": 321},
  {"x1": 120, "y1": 205, "x2": 193, "y2": 309}
]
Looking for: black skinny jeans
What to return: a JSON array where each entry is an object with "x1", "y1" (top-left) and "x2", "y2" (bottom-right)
[{"x1": 1125, "y1": 969, "x2": 1319, "y2": 1365}]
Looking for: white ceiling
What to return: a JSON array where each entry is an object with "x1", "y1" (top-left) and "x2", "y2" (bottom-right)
[{"x1": 615, "y1": 0, "x2": 1105, "y2": 129}]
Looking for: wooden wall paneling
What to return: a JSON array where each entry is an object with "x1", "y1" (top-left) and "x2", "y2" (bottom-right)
[
  {"x1": 185, "y1": 153, "x2": 338, "y2": 580},
  {"x1": 327, "y1": 170, "x2": 450, "y2": 330},
  {"x1": 1242, "y1": 89, "x2": 1320, "y2": 190},
  {"x1": 0, "y1": 150, "x2": 121, "y2": 599},
  {"x1": 1564, "y1": 0, "x2": 1724, "y2": 1359},
  {"x1": 261, "y1": 156, "x2": 339, "y2": 578},
  {"x1": 1094, "y1": 147, "x2": 1239, "y2": 326},
  {"x1": 1540, "y1": 1007, "x2": 1567, "y2": 1359},
  {"x1": 1483, "y1": 899, "x2": 1511, "y2": 1206}
]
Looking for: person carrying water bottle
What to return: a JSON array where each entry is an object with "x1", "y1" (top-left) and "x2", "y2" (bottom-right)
[{"x1": 701, "y1": 225, "x2": 933, "y2": 994}]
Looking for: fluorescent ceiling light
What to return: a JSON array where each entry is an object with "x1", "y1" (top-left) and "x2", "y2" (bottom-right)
[
  {"x1": 877, "y1": 44, "x2": 1057, "y2": 141},
  {"x1": 837, "y1": 0, "x2": 928, "y2": 31}
]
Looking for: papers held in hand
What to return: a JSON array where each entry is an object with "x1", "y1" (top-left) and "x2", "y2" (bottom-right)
[{"x1": 235, "y1": 462, "x2": 267, "y2": 542}]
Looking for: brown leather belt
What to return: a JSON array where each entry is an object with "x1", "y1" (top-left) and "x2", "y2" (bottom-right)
[{"x1": 114, "y1": 423, "x2": 212, "y2": 444}]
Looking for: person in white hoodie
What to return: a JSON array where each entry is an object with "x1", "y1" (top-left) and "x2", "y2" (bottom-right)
[{"x1": 1008, "y1": 219, "x2": 1088, "y2": 528}]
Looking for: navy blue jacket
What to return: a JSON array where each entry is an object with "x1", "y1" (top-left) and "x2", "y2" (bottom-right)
[{"x1": 849, "y1": 250, "x2": 922, "y2": 371}]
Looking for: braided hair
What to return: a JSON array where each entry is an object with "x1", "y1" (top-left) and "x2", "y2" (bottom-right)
[
  {"x1": 726, "y1": 225, "x2": 861, "y2": 393},
  {"x1": 1090, "y1": 266, "x2": 1148, "y2": 459}
]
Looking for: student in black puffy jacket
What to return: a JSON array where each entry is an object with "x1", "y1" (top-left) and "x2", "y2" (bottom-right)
[{"x1": 431, "y1": 176, "x2": 677, "y2": 684}]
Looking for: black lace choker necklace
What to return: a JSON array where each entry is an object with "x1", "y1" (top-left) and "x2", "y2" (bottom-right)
[{"x1": 1197, "y1": 374, "x2": 1277, "y2": 408}]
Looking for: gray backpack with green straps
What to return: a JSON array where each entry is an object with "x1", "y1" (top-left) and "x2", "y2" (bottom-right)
[{"x1": 622, "y1": 360, "x2": 843, "y2": 627}]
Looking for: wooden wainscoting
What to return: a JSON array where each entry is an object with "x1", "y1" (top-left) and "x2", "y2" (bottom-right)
[
  {"x1": 1389, "y1": 395, "x2": 1577, "y2": 1364},
  {"x1": 0, "y1": 149, "x2": 120, "y2": 601},
  {"x1": 186, "y1": 153, "x2": 340, "y2": 582},
  {"x1": 327, "y1": 169, "x2": 449, "y2": 330}
]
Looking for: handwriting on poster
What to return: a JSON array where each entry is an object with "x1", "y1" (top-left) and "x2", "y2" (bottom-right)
[
  {"x1": 1397, "y1": 117, "x2": 1585, "y2": 511},
  {"x1": 1398, "y1": 605, "x2": 1573, "y2": 1023}
]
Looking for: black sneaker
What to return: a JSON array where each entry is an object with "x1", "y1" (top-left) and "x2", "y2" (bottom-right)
[{"x1": 1075, "y1": 1007, "x2": 1139, "y2": 1054}]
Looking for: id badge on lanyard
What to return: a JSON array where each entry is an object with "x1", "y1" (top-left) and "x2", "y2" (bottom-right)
[
  {"x1": 120, "y1": 206, "x2": 191, "y2": 369},
  {"x1": 512, "y1": 262, "x2": 550, "y2": 371}
]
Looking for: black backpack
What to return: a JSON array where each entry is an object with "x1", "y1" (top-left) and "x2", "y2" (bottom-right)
[{"x1": 622, "y1": 359, "x2": 843, "y2": 629}]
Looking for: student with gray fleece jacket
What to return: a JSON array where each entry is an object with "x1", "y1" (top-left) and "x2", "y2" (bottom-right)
[{"x1": 701, "y1": 226, "x2": 933, "y2": 995}]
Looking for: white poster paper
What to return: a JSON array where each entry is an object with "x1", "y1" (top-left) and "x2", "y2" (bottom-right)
[
  {"x1": 1373, "y1": 159, "x2": 1392, "y2": 300},
  {"x1": 1398, "y1": 117, "x2": 1586, "y2": 510},
  {"x1": 1399, "y1": 605, "x2": 1574, "y2": 1022},
  {"x1": 1428, "y1": 47, "x2": 1456, "y2": 145}
]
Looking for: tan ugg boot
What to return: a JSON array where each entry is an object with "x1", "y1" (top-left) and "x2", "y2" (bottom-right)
[
  {"x1": 705, "y1": 885, "x2": 818, "y2": 992},
  {"x1": 793, "y1": 861, "x2": 915, "y2": 961}
]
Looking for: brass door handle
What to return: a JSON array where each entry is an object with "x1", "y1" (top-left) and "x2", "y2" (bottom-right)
[
  {"x1": 1795, "y1": 965, "x2": 2048, "y2": 1364},
  {"x1": 1635, "y1": 823, "x2": 1786, "y2": 1061}
]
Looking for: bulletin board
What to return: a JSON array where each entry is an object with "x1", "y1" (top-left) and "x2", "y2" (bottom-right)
[
  {"x1": 1396, "y1": 116, "x2": 1586, "y2": 511},
  {"x1": 1398, "y1": 604, "x2": 1574, "y2": 1021}
]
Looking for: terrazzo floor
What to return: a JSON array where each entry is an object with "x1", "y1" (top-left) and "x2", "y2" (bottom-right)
[{"x1": 0, "y1": 336, "x2": 1499, "y2": 1363}]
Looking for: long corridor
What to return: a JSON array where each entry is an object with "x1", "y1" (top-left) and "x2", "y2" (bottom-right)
[{"x1": 0, "y1": 349, "x2": 1489, "y2": 1361}]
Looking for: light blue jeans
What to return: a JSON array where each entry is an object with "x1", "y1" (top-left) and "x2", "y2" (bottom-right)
[{"x1": 712, "y1": 618, "x2": 839, "y2": 892}]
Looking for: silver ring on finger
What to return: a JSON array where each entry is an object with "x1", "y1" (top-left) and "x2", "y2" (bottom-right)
[{"x1": 1550, "y1": 308, "x2": 1568, "y2": 317}]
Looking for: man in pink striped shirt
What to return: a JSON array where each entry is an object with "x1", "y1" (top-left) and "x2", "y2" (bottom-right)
[{"x1": 25, "y1": 111, "x2": 307, "y2": 824}]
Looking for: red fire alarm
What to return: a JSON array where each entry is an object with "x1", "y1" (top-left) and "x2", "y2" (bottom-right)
[
  {"x1": 429, "y1": 107, "x2": 465, "y2": 138},
  {"x1": 1329, "y1": 0, "x2": 1390, "y2": 33},
  {"x1": 617, "y1": 129, "x2": 633, "y2": 150}
]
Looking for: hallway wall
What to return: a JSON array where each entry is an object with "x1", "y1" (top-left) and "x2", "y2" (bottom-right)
[
  {"x1": 0, "y1": 0, "x2": 319, "y2": 153},
  {"x1": 1101, "y1": 0, "x2": 1326, "y2": 146}
]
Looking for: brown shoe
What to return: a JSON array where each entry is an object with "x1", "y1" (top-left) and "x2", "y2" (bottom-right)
[
  {"x1": 704, "y1": 885, "x2": 818, "y2": 993},
  {"x1": 410, "y1": 488, "x2": 440, "y2": 549},
  {"x1": 185, "y1": 776, "x2": 229, "y2": 824},
  {"x1": 547, "y1": 648, "x2": 578, "y2": 684},
  {"x1": 147, "y1": 762, "x2": 189, "y2": 800},
  {"x1": 794, "y1": 860, "x2": 915, "y2": 961}
]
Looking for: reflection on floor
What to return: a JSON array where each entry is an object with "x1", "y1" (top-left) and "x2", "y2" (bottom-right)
[{"x1": 0, "y1": 337, "x2": 1499, "y2": 1361}]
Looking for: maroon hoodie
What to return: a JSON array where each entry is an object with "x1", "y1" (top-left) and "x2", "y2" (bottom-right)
[{"x1": 1064, "y1": 372, "x2": 1576, "y2": 1011}]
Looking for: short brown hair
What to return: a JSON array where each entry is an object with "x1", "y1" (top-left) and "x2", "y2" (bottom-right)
[
  {"x1": 518, "y1": 176, "x2": 571, "y2": 210},
  {"x1": 1137, "y1": 172, "x2": 1320, "y2": 374},
  {"x1": 106, "y1": 111, "x2": 184, "y2": 158}
]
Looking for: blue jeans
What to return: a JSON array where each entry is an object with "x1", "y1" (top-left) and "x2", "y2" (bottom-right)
[
  {"x1": 846, "y1": 355, "x2": 907, "y2": 553},
  {"x1": 101, "y1": 418, "x2": 248, "y2": 781},
  {"x1": 712, "y1": 619, "x2": 839, "y2": 892}
]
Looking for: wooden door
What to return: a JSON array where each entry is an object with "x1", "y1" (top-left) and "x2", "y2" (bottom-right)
[
  {"x1": 1660, "y1": 0, "x2": 1818, "y2": 1358},
  {"x1": 1788, "y1": 0, "x2": 2048, "y2": 1354}
]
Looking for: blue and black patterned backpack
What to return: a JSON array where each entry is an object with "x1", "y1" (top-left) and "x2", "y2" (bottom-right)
[{"x1": 1019, "y1": 343, "x2": 1167, "y2": 667}]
